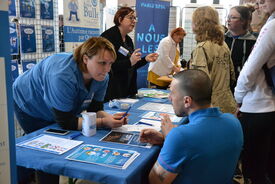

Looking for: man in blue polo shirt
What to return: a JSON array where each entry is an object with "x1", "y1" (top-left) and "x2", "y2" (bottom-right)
[{"x1": 140, "y1": 69, "x2": 243, "y2": 184}]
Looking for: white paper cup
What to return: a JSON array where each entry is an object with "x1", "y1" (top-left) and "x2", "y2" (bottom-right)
[{"x1": 81, "y1": 112, "x2": 96, "y2": 137}]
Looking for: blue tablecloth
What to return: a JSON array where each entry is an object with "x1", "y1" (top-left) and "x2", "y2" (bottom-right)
[{"x1": 16, "y1": 94, "x2": 172, "y2": 184}]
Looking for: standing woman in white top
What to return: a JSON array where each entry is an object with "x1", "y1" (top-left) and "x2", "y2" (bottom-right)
[
  {"x1": 148, "y1": 27, "x2": 186, "y2": 89},
  {"x1": 234, "y1": 0, "x2": 275, "y2": 183}
]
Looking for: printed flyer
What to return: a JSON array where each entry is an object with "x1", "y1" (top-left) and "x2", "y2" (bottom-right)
[
  {"x1": 141, "y1": 111, "x2": 182, "y2": 123},
  {"x1": 22, "y1": 60, "x2": 36, "y2": 72},
  {"x1": 9, "y1": 23, "x2": 18, "y2": 55},
  {"x1": 11, "y1": 60, "x2": 19, "y2": 82},
  {"x1": 20, "y1": 0, "x2": 35, "y2": 18},
  {"x1": 9, "y1": 0, "x2": 16, "y2": 16},
  {"x1": 17, "y1": 134, "x2": 83, "y2": 155},
  {"x1": 40, "y1": 0, "x2": 53, "y2": 19},
  {"x1": 20, "y1": 24, "x2": 36, "y2": 53},
  {"x1": 101, "y1": 131, "x2": 151, "y2": 148},
  {"x1": 42, "y1": 26, "x2": 55, "y2": 52},
  {"x1": 66, "y1": 144, "x2": 140, "y2": 169}
]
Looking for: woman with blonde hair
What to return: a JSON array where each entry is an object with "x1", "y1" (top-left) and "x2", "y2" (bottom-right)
[
  {"x1": 147, "y1": 27, "x2": 186, "y2": 89},
  {"x1": 189, "y1": 6, "x2": 237, "y2": 114}
]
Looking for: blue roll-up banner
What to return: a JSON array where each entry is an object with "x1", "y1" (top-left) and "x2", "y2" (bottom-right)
[
  {"x1": 9, "y1": 23, "x2": 18, "y2": 55},
  {"x1": 135, "y1": 0, "x2": 170, "y2": 89},
  {"x1": 20, "y1": 24, "x2": 36, "y2": 53},
  {"x1": 40, "y1": 0, "x2": 53, "y2": 19},
  {"x1": 20, "y1": 0, "x2": 36, "y2": 18},
  {"x1": 42, "y1": 25, "x2": 55, "y2": 52}
]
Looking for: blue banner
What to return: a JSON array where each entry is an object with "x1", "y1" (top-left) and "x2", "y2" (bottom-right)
[
  {"x1": 20, "y1": 24, "x2": 36, "y2": 53},
  {"x1": 9, "y1": 0, "x2": 16, "y2": 16},
  {"x1": 40, "y1": 0, "x2": 53, "y2": 19},
  {"x1": 135, "y1": 0, "x2": 170, "y2": 89},
  {"x1": 9, "y1": 23, "x2": 18, "y2": 55},
  {"x1": 20, "y1": 0, "x2": 35, "y2": 18},
  {"x1": 22, "y1": 60, "x2": 36, "y2": 72},
  {"x1": 42, "y1": 26, "x2": 55, "y2": 52}
]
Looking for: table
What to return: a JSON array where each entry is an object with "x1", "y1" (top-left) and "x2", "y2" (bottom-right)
[{"x1": 16, "y1": 95, "x2": 172, "y2": 184}]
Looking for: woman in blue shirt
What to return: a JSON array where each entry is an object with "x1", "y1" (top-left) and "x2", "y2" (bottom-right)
[{"x1": 13, "y1": 37, "x2": 127, "y2": 134}]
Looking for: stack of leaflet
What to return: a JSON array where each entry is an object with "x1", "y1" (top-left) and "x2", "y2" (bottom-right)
[{"x1": 66, "y1": 144, "x2": 140, "y2": 169}]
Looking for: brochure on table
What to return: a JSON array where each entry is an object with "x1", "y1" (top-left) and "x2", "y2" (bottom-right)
[
  {"x1": 138, "y1": 102, "x2": 175, "y2": 114},
  {"x1": 101, "y1": 131, "x2": 152, "y2": 148},
  {"x1": 16, "y1": 134, "x2": 83, "y2": 155},
  {"x1": 138, "y1": 89, "x2": 169, "y2": 98},
  {"x1": 66, "y1": 144, "x2": 140, "y2": 169},
  {"x1": 141, "y1": 111, "x2": 182, "y2": 123}
]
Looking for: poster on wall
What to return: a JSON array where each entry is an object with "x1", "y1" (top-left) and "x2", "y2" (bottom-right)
[
  {"x1": 20, "y1": 0, "x2": 36, "y2": 18},
  {"x1": 40, "y1": 0, "x2": 53, "y2": 19},
  {"x1": 11, "y1": 60, "x2": 19, "y2": 82},
  {"x1": 63, "y1": 0, "x2": 100, "y2": 52},
  {"x1": 22, "y1": 60, "x2": 36, "y2": 72},
  {"x1": 42, "y1": 26, "x2": 55, "y2": 52},
  {"x1": 20, "y1": 24, "x2": 36, "y2": 53},
  {"x1": 9, "y1": 23, "x2": 18, "y2": 55},
  {"x1": 9, "y1": 0, "x2": 16, "y2": 16},
  {"x1": 135, "y1": 0, "x2": 170, "y2": 88}
]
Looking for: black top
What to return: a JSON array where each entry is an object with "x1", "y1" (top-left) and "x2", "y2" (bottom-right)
[
  {"x1": 101, "y1": 26, "x2": 147, "y2": 101},
  {"x1": 225, "y1": 32, "x2": 256, "y2": 92},
  {"x1": 225, "y1": 35, "x2": 256, "y2": 79}
]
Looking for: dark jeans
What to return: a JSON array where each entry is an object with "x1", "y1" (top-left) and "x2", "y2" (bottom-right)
[
  {"x1": 239, "y1": 111, "x2": 275, "y2": 184},
  {"x1": 14, "y1": 102, "x2": 59, "y2": 184}
]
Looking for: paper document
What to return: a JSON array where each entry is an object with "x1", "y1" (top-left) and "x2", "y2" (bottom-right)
[
  {"x1": 66, "y1": 144, "x2": 140, "y2": 169},
  {"x1": 17, "y1": 134, "x2": 83, "y2": 155},
  {"x1": 141, "y1": 111, "x2": 182, "y2": 123},
  {"x1": 138, "y1": 89, "x2": 169, "y2": 98},
  {"x1": 100, "y1": 131, "x2": 152, "y2": 148},
  {"x1": 138, "y1": 102, "x2": 175, "y2": 114}
]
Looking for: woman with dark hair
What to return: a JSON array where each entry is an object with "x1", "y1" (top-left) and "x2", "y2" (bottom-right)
[
  {"x1": 225, "y1": 5, "x2": 257, "y2": 92},
  {"x1": 101, "y1": 7, "x2": 158, "y2": 101},
  {"x1": 189, "y1": 6, "x2": 236, "y2": 114},
  {"x1": 147, "y1": 27, "x2": 186, "y2": 89}
]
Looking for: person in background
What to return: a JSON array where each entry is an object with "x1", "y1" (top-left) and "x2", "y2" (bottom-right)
[
  {"x1": 13, "y1": 37, "x2": 128, "y2": 184},
  {"x1": 140, "y1": 69, "x2": 243, "y2": 184},
  {"x1": 225, "y1": 5, "x2": 257, "y2": 92},
  {"x1": 234, "y1": 0, "x2": 275, "y2": 183},
  {"x1": 101, "y1": 7, "x2": 158, "y2": 101},
  {"x1": 250, "y1": 1, "x2": 270, "y2": 36},
  {"x1": 189, "y1": 6, "x2": 237, "y2": 114},
  {"x1": 147, "y1": 27, "x2": 186, "y2": 89}
]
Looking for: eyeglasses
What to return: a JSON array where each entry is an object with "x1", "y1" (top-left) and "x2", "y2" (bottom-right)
[
  {"x1": 125, "y1": 15, "x2": 138, "y2": 21},
  {"x1": 227, "y1": 16, "x2": 241, "y2": 20}
]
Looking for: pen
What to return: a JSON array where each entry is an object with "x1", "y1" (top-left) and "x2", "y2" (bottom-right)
[
  {"x1": 138, "y1": 122, "x2": 153, "y2": 126},
  {"x1": 119, "y1": 106, "x2": 131, "y2": 120},
  {"x1": 69, "y1": 132, "x2": 82, "y2": 140}
]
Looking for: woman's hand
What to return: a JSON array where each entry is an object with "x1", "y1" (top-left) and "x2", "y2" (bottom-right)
[
  {"x1": 130, "y1": 49, "x2": 142, "y2": 66},
  {"x1": 145, "y1": 53, "x2": 159, "y2": 62},
  {"x1": 102, "y1": 112, "x2": 128, "y2": 128}
]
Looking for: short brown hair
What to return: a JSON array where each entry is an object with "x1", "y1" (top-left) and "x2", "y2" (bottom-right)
[
  {"x1": 170, "y1": 27, "x2": 187, "y2": 37},
  {"x1": 74, "y1": 37, "x2": 116, "y2": 72},
  {"x1": 192, "y1": 6, "x2": 224, "y2": 45},
  {"x1": 113, "y1": 7, "x2": 135, "y2": 26}
]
